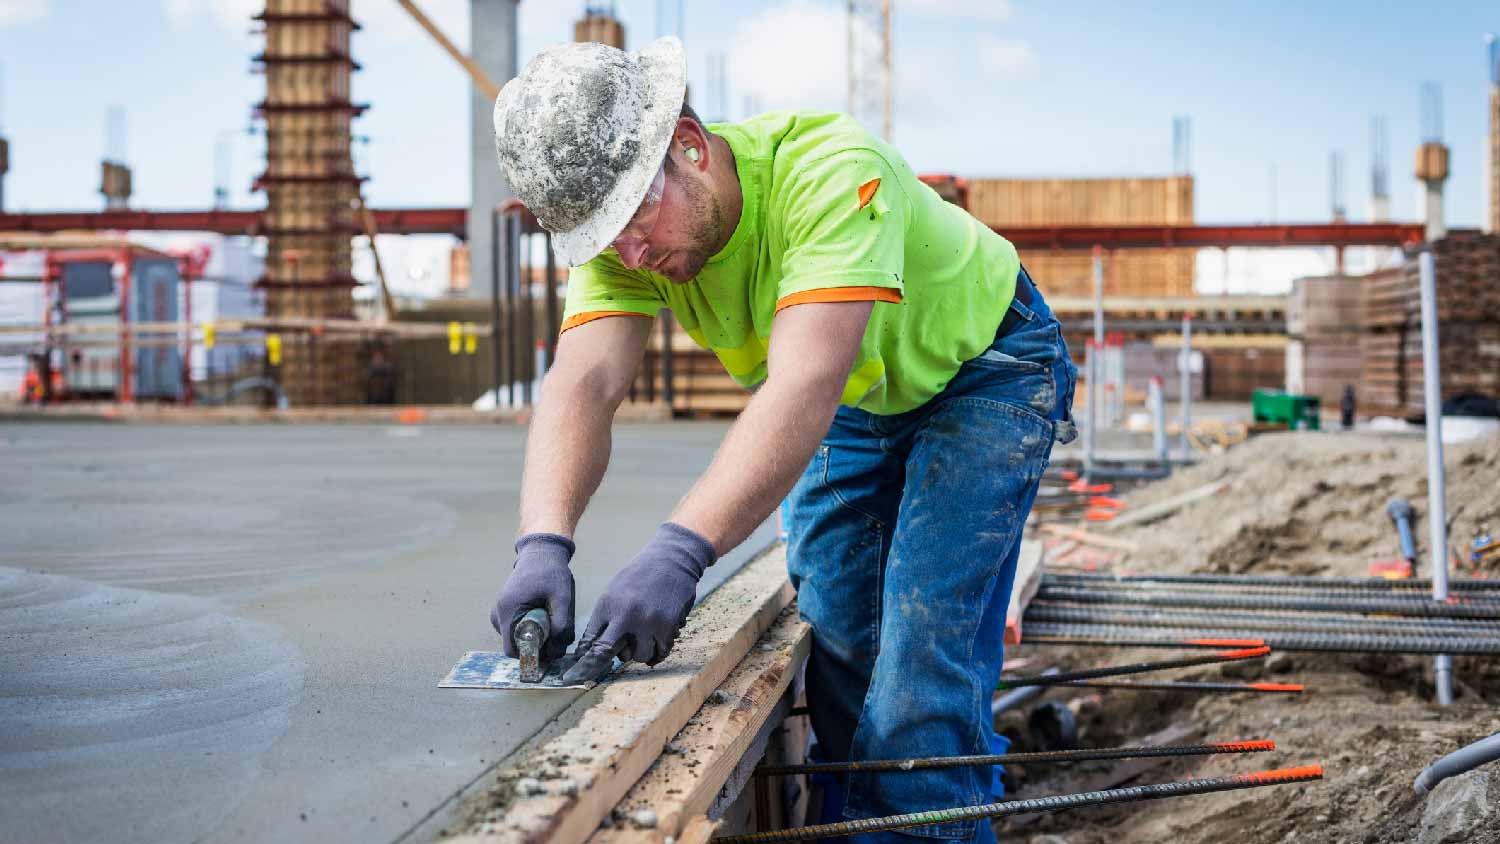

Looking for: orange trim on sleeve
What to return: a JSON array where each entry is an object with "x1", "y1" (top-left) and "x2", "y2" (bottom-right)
[
  {"x1": 857, "y1": 178, "x2": 881, "y2": 209},
  {"x1": 559, "y1": 310, "x2": 655, "y2": 333},
  {"x1": 775, "y1": 286, "x2": 903, "y2": 314}
]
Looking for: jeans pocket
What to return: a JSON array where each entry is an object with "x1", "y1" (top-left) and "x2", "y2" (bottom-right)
[{"x1": 969, "y1": 348, "x2": 1046, "y2": 372}]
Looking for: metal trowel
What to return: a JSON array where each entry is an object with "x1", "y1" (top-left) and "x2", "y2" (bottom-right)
[{"x1": 439, "y1": 608, "x2": 605, "y2": 690}]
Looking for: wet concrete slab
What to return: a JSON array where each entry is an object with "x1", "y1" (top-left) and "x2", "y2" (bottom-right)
[{"x1": 0, "y1": 422, "x2": 773, "y2": 843}]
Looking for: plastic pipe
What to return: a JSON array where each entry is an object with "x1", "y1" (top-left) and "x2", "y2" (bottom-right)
[
  {"x1": 992, "y1": 668, "x2": 1058, "y2": 716},
  {"x1": 1388, "y1": 498, "x2": 1418, "y2": 568},
  {"x1": 1414, "y1": 733, "x2": 1500, "y2": 795},
  {"x1": 1418, "y1": 249, "x2": 1453, "y2": 705}
]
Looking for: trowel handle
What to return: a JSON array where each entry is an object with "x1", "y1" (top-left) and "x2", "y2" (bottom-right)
[{"x1": 516, "y1": 607, "x2": 550, "y2": 648}]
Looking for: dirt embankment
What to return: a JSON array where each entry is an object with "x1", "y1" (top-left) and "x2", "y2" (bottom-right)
[{"x1": 1003, "y1": 433, "x2": 1500, "y2": 844}]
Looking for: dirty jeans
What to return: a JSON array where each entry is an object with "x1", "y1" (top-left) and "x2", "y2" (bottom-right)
[{"x1": 783, "y1": 268, "x2": 1076, "y2": 844}]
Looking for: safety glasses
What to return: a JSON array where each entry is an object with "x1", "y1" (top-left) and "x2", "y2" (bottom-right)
[{"x1": 611, "y1": 162, "x2": 667, "y2": 252}]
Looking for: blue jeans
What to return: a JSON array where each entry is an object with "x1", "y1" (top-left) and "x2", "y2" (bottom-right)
[{"x1": 783, "y1": 268, "x2": 1076, "y2": 844}]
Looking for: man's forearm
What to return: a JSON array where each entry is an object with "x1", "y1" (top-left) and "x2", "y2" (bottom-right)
[
  {"x1": 519, "y1": 370, "x2": 616, "y2": 537},
  {"x1": 670, "y1": 373, "x2": 843, "y2": 554}
]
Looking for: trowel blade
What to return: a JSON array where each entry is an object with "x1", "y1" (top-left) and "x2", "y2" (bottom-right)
[{"x1": 439, "y1": 650, "x2": 598, "y2": 689}]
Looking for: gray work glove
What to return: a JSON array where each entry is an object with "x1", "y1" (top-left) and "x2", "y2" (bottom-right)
[
  {"x1": 490, "y1": 533, "x2": 576, "y2": 661},
  {"x1": 561, "y1": 522, "x2": 716, "y2": 684}
]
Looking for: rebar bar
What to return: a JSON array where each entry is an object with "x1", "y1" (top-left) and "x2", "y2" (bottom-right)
[
  {"x1": 754, "y1": 740, "x2": 1274, "y2": 778},
  {"x1": 717, "y1": 765, "x2": 1324, "y2": 843},
  {"x1": 1044, "y1": 572, "x2": 1500, "y2": 592},
  {"x1": 1035, "y1": 584, "x2": 1500, "y2": 620},
  {"x1": 998, "y1": 646, "x2": 1268, "y2": 688},
  {"x1": 1041, "y1": 579, "x2": 1490, "y2": 603},
  {"x1": 1056, "y1": 679, "x2": 1304, "y2": 694},
  {"x1": 1025, "y1": 603, "x2": 1500, "y2": 638},
  {"x1": 1023, "y1": 623, "x2": 1500, "y2": 655}
]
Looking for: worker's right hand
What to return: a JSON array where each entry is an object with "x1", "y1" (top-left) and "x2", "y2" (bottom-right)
[{"x1": 491, "y1": 533, "x2": 576, "y2": 661}]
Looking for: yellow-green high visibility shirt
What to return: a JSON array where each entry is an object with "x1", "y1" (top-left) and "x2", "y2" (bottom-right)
[{"x1": 560, "y1": 110, "x2": 1020, "y2": 416}]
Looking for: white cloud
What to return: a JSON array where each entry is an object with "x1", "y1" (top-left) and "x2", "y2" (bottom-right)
[
  {"x1": 0, "y1": 0, "x2": 50, "y2": 27},
  {"x1": 159, "y1": 0, "x2": 258, "y2": 35},
  {"x1": 902, "y1": 0, "x2": 1015, "y2": 25},
  {"x1": 976, "y1": 36, "x2": 1039, "y2": 81},
  {"x1": 726, "y1": 1, "x2": 863, "y2": 115},
  {"x1": 352, "y1": 0, "x2": 469, "y2": 47}
]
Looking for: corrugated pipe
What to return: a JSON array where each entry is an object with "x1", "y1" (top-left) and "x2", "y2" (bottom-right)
[{"x1": 1413, "y1": 734, "x2": 1500, "y2": 795}]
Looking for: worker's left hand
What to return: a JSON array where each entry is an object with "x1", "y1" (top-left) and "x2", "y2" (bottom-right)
[{"x1": 562, "y1": 522, "x2": 717, "y2": 684}]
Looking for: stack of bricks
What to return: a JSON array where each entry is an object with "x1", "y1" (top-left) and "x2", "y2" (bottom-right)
[
  {"x1": 1360, "y1": 234, "x2": 1500, "y2": 414},
  {"x1": 254, "y1": 0, "x2": 366, "y2": 405}
]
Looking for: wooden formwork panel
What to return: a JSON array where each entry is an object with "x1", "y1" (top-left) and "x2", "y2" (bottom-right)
[
  {"x1": 1022, "y1": 249, "x2": 1196, "y2": 298},
  {"x1": 967, "y1": 176, "x2": 1194, "y2": 226},
  {"x1": 1288, "y1": 275, "x2": 1364, "y2": 337}
]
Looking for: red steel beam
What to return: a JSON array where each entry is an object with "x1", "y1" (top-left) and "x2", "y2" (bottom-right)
[
  {"x1": 0, "y1": 208, "x2": 467, "y2": 237},
  {"x1": 0, "y1": 211, "x2": 1449, "y2": 249},
  {"x1": 998, "y1": 222, "x2": 1433, "y2": 250}
]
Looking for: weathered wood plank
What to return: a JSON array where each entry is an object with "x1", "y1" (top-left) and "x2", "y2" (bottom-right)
[
  {"x1": 451, "y1": 544, "x2": 795, "y2": 844},
  {"x1": 588, "y1": 605, "x2": 812, "y2": 844}
]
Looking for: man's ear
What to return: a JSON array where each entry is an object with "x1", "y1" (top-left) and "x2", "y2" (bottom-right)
[{"x1": 674, "y1": 118, "x2": 710, "y2": 171}]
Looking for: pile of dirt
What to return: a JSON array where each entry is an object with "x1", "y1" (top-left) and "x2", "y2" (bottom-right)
[
  {"x1": 1003, "y1": 432, "x2": 1500, "y2": 844},
  {"x1": 1120, "y1": 432, "x2": 1500, "y2": 579}
]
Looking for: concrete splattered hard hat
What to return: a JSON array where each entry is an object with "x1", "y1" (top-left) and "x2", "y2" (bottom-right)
[{"x1": 492, "y1": 37, "x2": 687, "y2": 267}]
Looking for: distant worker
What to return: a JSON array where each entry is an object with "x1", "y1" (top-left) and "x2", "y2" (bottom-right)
[{"x1": 488, "y1": 37, "x2": 1075, "y2": 842}]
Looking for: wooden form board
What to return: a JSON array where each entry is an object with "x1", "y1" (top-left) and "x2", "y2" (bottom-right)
[
  {"x1": 588, "y1": 606, "x2": 812, "y2": 844},
  {"x1": 1003, "y1": 540, "x2": 1045, "y2": 646},
  {"x1": 451, "y1": 544, "x2": 795, "y2": 844},
  {"x1": 966, "y1": 177, "x2": 1195, "y2": 226}
]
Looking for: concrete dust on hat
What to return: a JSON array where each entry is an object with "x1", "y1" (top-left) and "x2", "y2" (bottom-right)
[{"x1": 492, "y1": 36, "x2": 687, "y2": 267}]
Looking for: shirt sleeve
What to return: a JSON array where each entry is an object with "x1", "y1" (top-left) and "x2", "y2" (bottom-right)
[
  {"x1": 775, "y1": 150, "x2": 909, "y2": 313},
  {"x1": 559, "y1": 252, "x2": 664, "y2": 333}
]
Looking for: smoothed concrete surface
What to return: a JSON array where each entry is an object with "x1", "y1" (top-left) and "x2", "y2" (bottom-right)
[{"x1": 0, "y1": 423, "x2": 771, "y2": 843}]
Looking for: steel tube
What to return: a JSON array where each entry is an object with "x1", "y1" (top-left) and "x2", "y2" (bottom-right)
[
  {"x1": 1179, "y1": 314, "x2": 1192, "y2": 456},
  {"x1": 1084, "y1": 343, "x2": 1097, "y2": 479},
  {"x1": 1418, "y1": 250, "x2": 1453, "y2": 705}
]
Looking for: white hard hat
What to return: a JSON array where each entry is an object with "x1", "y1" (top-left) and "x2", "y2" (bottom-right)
[{"x1": 492, "y1": 36, "x2": 687, "y2": 267}]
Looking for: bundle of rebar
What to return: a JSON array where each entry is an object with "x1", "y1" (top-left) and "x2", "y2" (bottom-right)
[{"x1": 1023, "y1": 571, "x2": 1500, "y2": 655}]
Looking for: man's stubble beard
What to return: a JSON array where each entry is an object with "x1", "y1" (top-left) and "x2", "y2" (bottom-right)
[{"x1": 670, "y1": 177, "x2": 726, "y2": 283}]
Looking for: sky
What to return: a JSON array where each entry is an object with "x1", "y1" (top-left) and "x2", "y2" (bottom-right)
[{"x1": 0, "y1": 1, "x2": 1496, "y2": 229}]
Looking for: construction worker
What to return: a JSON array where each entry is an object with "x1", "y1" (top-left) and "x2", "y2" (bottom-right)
[{"x1": 489, "y1": 37, "x2": 1075, "y2": 842}]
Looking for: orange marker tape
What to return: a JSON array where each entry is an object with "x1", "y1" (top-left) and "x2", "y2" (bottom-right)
[
  {"x1": 1187, "y1": 638, "x2": 1266, "y2": 648},
  {"x1": 1248, "y1": 683, "x2": 1305, "y2": 692},
  {"x1": 1242, "y1": 764, "x2": 1324, "y2": 784},
  {"x1": 1218, "y1": 646, "x2": 1273, "y2": 660},
  {"x1": 1212, "y1": 740, "x2": 1277, "y2": 752}
]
